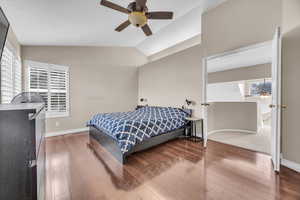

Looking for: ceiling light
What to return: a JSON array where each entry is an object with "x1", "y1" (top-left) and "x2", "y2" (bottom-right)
[{"x1": 129, "y1": 12, "x2": 147, "y2": 27}]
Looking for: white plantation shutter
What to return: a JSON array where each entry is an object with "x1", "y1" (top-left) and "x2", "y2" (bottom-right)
[
  {"x1": 29, "y1": 66, "x2": 49, "y2": 109},
  {"x1": 1, "y1": 47, "x2": 13, "y2": 103},
  {"x1": 13, "y1": 58, "x2": 22, "y2": 96},
  {"x1": 0, "y1": 44, "x2": 22, "y2": 104},
  {"x1": 27, "y1": 61, "x2": 69, "y2": 118},
  {"x1": 49, "y1": 68, "x2": 68, "y2": 114}
]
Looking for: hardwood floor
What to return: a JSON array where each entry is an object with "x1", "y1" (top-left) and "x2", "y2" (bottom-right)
[{"x1": 46, "y1": 132, "x2": 300, "y2": 200}]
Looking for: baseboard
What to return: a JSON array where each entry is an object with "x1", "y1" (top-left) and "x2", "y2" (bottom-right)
[
  {"x1": 281, "y1": 158, "x2": 300, "y2": 173},
  {"x1": 208, "y1": 129, "x2": 257, "y2": 135},
  {"x1": 46, "y1": 127, "x2": 89, "y2": 138}
]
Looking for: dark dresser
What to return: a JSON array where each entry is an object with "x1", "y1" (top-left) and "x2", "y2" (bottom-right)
[{"x1": 0, "y1": 103, "x2": 46, "y2": 200}]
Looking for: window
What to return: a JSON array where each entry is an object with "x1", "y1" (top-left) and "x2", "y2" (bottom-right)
[
  {"x1": 26, "y1": 61, "x2": 69, "y2": 118},
  {"x1": 0, "y1": 44, "x2": 22, "y2": 103}
]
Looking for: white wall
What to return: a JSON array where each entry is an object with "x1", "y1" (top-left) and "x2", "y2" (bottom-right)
[{"x1": 207, "y1": 81, "x2": 244, "y2": 102}]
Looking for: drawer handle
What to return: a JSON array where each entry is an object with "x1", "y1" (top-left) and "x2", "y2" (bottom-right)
[
  {"x1": 28, "y1": 106, "x2": 45, "y2": 120},
  {"x1": 28, "y1": 160, "x2": 37, "y2": 168}
]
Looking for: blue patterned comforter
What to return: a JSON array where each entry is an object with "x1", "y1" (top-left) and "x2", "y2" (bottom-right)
[{"x1": 87, "y1": 106, "x2": 190, "y2": 154}]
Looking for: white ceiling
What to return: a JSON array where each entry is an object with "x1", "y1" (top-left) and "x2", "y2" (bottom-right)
[
  {"x1": 137, "y1": 0, "x2": 227, "y2": 56},
  {"x1": 207, "y1": 41, "x2": 272, "y2": 73},
  {"x1": 1, "y1": 0, "x2": 225, "y2": 55},
  {"x1": 137, "y1": 6, "x2": 203, "y2": 56}
]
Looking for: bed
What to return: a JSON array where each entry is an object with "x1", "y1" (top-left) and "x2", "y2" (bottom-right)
[{"x1": 87, "y1": 106, "x2": 192, "y2": 164}]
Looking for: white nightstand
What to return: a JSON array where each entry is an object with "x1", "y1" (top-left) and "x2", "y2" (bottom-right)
[{"x1": 185, "y1": 117, "x2": 203, "y2": 142}]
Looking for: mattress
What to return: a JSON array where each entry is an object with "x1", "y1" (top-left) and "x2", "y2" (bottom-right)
[{"x1": 87, "y1": 106, "x2": 190, "y2": 154}]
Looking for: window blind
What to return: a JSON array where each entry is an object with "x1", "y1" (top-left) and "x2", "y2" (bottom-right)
[
  {"x1": 29, "y1": 66, "x2": 49, "y2": 109},
  {"x1": 0, "y1": 45, "x2": 22, "y2": 104},
  {"x1": 13, "y1": 59, "x2": 22, "y2": 96},
  {"x1": 27, "y1": 61, "x2": 69, "y2": 118},
  {"x1": 49, "y1": 69, "x2": 68, "y2": 113}
]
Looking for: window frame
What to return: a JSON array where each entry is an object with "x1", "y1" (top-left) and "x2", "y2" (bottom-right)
[{"x1": 25, "y1": 60, "x2": 70, "y2": 118}]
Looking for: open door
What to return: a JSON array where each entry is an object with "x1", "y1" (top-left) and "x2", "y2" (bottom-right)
[
  {"x1": 202, "y1": 58, "x2": 208, "y2": 148},
  {"x1": 270, "y1": 27, "x2": 282, "y2": 172},
  {"x1": 202, "y1": 30, "x2": 281, "y2": 171}
]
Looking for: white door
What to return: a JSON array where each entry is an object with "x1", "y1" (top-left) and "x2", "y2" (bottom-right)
[
  {"x1": 270, "y1": 27, "x2": 282, "y2": 172},
  {"x1": 202, "y1": 58, "x2": 208, "y2": 148}
]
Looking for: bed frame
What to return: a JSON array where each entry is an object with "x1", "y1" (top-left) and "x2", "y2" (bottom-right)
[{"x1": 88, "y1": 125, "x2": 191, "y2": 164}]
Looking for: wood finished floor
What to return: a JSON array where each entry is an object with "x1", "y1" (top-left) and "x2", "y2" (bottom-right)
[{"x1": 46, "y1": 132, "x2": 300, "y2": 200}]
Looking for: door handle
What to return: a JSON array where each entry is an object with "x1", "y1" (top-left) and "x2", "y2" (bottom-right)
[
  {"x1": 269, "y1": 104, "x2": 287, "y2": 109},
  {"x1": 28, "y1": 106, "x2": 45, "y2": 120},
  {"x1": 28, "y1": 159, "x2": 37, "y2": 168},
  {"x1": 269, "y1": 104, "x2": 276, "y2": 108},
  {"x1": 281, "y1": 105, "x2": 288, "y2": 109}
]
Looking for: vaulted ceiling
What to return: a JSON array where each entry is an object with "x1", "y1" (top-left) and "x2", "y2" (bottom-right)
[{"x1": 1, "y1": 0, "x2": 226, "y2": 56}]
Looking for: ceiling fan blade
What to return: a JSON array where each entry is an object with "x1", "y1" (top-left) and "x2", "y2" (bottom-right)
[
  {"x1": 100, "y1": 0, "x2": 130, "y2": 14},
  {"x1": 147, "y1": 12, "x2": 173, "y2": 20},
  {"x1": 115, "y1": 20, "x2": 131, "y2": 32},
  {"x1": 142, "y1": 24, "x2": 152, "y2": 36}
]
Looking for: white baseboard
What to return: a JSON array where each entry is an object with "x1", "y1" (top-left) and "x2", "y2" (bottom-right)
[
  {"x1": 46, "y1": 127, "x2": 89, "y2": 138},
  {"x1": 208, "y1": 129, "x2": 257, "y2": 135},
  {"x1": 281, "y1": 158, "x2": 300, "y2": 173}
]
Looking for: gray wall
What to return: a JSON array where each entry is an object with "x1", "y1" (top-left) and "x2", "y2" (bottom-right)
[
  {"x1": 208, "y1": 63, "x2": 271, "y2": 84},
  {"x1": 138, "y1": 45, "x2": 204, "y2": 135},
  {"x1": 281, "y1": 0, "x2": 300, "y2": 164},
  {"x1": 208, "y1": 102, "x2": 257, "y2": 133},
  {"x1": 202, "y1": 0, "x2": 282, "y2": 57},
  {"x1": 22, "y1": 46, "x2": 146, "y2": 134},
  {"x1": 282, "y1": 0, "x2": 300, "y2": 34},
  {"x1": 138, "y1": 45, "x2": 203, "y2": 117}
]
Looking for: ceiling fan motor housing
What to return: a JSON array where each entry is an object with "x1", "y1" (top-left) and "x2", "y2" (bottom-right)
[
  {"x1": 129, "y1": 12, "x2": 147, "y2": 27},
  {"x1": 127, "y1": 2, "x2": 148, "y2": 12}
]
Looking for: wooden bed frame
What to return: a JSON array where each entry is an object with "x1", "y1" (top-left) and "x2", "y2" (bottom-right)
[{"x1": 88, "y1": 124, "x2": 191, "y2": 164}]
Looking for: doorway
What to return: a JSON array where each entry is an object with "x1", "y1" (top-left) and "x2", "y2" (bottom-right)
[
  {"x1": 201, "y1": 28, "x2": 282, "y2": 172},
  {"x1": 207, "y1": 78, "x2": 272, "y2": 154}
]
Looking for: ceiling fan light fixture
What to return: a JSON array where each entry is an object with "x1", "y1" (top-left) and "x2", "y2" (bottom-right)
[
  {"x1": 100, "y1": 0, "x2": 173, "y2": 36},
  {"x1": 129, "y1": 12, "x2": 147, "y2": 27},
  {"x1": 259, "y1": 79, "x2": 271, "y2": 98}
]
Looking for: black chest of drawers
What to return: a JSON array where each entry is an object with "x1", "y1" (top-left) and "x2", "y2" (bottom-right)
[{"x1": 0, "y1": 103, "x2": 46, "y2": 200}]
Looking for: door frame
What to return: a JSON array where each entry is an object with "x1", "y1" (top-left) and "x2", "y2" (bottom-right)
[
  {"x1": 270, "y1": 27, "x2": 282, "y2": 172},
  {"x1": 201, "y1": 32, "x2": 282, "y2": 172},
  {"x1": 202, "y1": 58, "x2": 208, "y2": 148}
]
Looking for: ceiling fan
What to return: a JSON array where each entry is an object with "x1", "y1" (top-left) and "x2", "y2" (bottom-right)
[{"x1": 100, "y1": 0, "x2": 174, "y2": 36}]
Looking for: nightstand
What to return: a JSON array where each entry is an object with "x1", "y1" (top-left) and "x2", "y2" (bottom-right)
[
  {"x1": 135, "y1": 105, "x2": 144, "y2": 110},
  {"x1": 185, "y1": 117, "x2": 203, "y2": 142}
]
